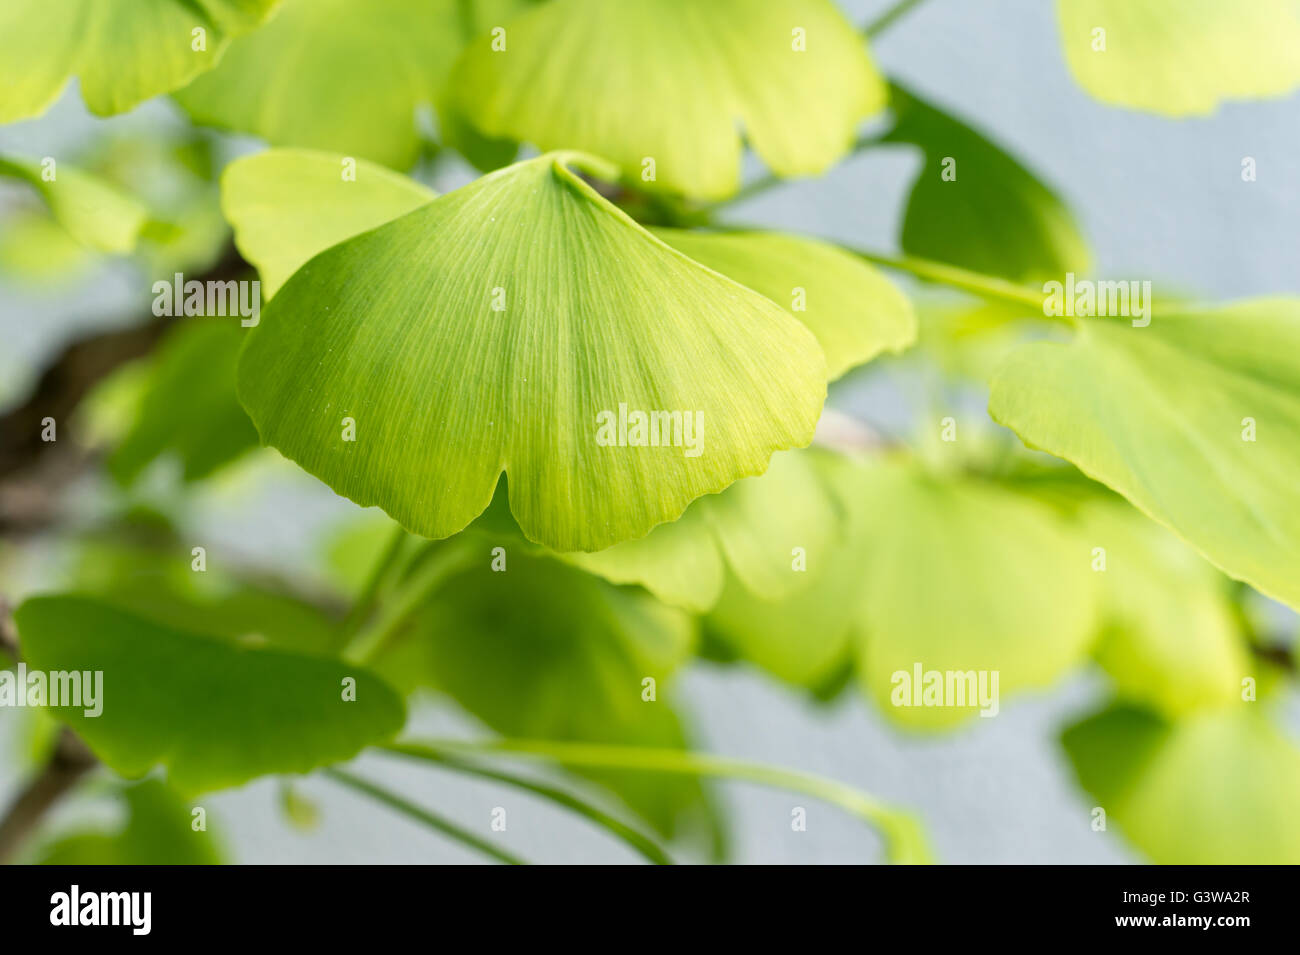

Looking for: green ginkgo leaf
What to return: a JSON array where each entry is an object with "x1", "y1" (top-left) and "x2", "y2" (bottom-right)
[
  {"x1": 370, "y1": 548, "x2": 715, "y2": 842},
  {"x1": 1078, "y1": 502, "x2": 1249, "y2": 718},
  {"x1": 175, "y1": 0, "x2": 533, "y2": 170},
  {"x1": 1056, "y1": 0, "x2": 1300, "y2": 116},
  {"x1": 0, "y1": 156, "x2": 148, "y2": 254},
  {"x1": 851, "y1": 459, "x2": 1098, "y2": 729},
  {"x1": 990, "y1": 301, "x2": 1300, "y2": 611},
  {"x1": 448, "y1": 0, "x2": 887, "y2": 199},
  {"x1": 883, "y1": 85, "x2": 1091, "y2": 283},
  {"x1": 237, "y1": 152, "x2": 826, "y2": 552},
  {"x1": 220, "y1": 149, "x2": 435, "y2": 297},
  {"x1": 652, "y1": 229, "x2": 916, "y2": 380},
  {"x1": 1063, "y1": 705, "x2": 1300, "y2": 863},
  {"x1": 0, "y1": 0, "x2": 280, "y2": 123},
  {"x1": 14, "y1": 595, "x2": 405, "y2": 792}
]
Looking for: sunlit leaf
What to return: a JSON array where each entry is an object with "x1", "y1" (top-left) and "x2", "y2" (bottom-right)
[
  {"x1": 1063, "y1": 704, "x2": 1300, "y2": 863},
  {"x1": 448, "y1": 0, "x2": 887, "y2": 199},
  {"x1": 990, "y1": 301, "x2": 1300, "y2": 611},
  {"x1": 236, "y1": 152, "x2": 826, "y2": 551},
  {"x1": 34, "y1": 779, "x2": 222, "y2": 865},
  {"x1": 0, "y1": 156, "x2": 148, "y2": 254},
  {"x1": 175, "y1": 0, "x2": 533, "y2": 169},
  {"x1": 371, "y1": 548, "x2": 716, "y2": 841},
  {"x1": 109, "y1": 320, "x2": 259, "y2": 484},
  {"x1": 221, "y1": 149, "x2": 434, "y2": 298},
  {"x1": 0, "y1": 0, "x2": 280, "y2": 122},
  {"x1": 883, "y1": 85, "x2": 1090, "y2": 283},
  {"x1": 851, "y1": 459, "x2": 1098, "y2": 729},
  {"x1": 1078, "y1": 502, "x2": 1250, "y2": 717},
  {"x1": 14, "y1": 595, "x2": 404, "y2": 792},
  {"x1": 653, "y1": 229, "x2": 916, "y2": 380},
  {"x1": 1056, "y1": 0, "x2": 1300, "y2": 115}
]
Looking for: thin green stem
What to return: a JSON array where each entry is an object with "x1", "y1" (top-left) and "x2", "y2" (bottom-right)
[
  {"x1": 863, "y1": 0, "x2": 928, "y2": 39},
  {"x1": 322, "y1": 767, "x2": 526, "y2": 865},
  {"x1": 850, "y1": 248, "x2": 1050, "y2": 311},
  {"x1": 337, "y1": 524, "x2": 409, "y2": 645},
  {"x1": 385, "y1": 739, "x2": 933, "y2": 864},
  {"x1": 342, "y1": 538, "x2": 476, "y2": 665},
  {"x1": 703, "y1": 132, "x2": 885, "y2": 215},
  {"x1": 386, "y1": 746, "x2": 675, "y2": 865}
]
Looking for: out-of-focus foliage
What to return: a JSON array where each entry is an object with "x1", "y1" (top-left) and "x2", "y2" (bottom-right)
[
  {"x1": 1056, "y1": 0, "x2": 1300, "y2": 115},
  {"x1": 991, "y1": 301, "x2": 1300, "y2": 611},
  {"x1": 33, "y1": 779, "x2": 222, "y2": 865},
  {"x1": 449, "y1": 0, "x2": 886, "y2": 198},
  {"x1": 0, "y1": 156, "x2": 148, "y2": 254},
  {"x1": 15, "y1": 595, "x2": 404, "y2": 792},
  {"x1": 0, "y1": 0, "x2": 281, "y2": 122}
]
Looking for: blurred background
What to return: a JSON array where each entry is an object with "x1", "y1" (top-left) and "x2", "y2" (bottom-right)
[{"x1": 2, "y1": 0, "x2": 1298, "y2": 863}]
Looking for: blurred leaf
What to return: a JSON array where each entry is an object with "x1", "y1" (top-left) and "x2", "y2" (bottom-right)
[
  {"x1": 221, "y1": 148, "x2": 434, "y2": 297},
  {"x1": 0, "y1": 0, "x2": 281, "y2": 122},
  {"x1": 653, "y1": 229, "x2": 917, "y2": 380},
  {"x1": 851, "y1": 458, "x2": 1098, "y2": 729},
  {"x1": 35, "y1": 779, "x2": 222, "y2": 865},
  {"x1": 883, "y1": 84, "x2": 1090, "y2": 284},
  {"x1": 0, "y1": 156, "x2": 148, "y2": 253},
  {"x1": 109, "y1": 320, "x2": 259, "y2": 485},
  {"x1": 448, "y1": 0, "x2": 886, "y2": 199},
  {"x1": 1056, "y1": 0, "x2": 1300, "y2": 115},
  {"x1": 1063, "y1": 704, "x2": 1300, "y2": 863},
  {"x1": 15, "y1": 595, "x2": 405, "y2": 792},
  {"x1": 278, "y1": 781, "x2": 322, "y2": 831},
  {"x1": 1078, "y1": 502, "x2": 1251, "y2": 717},
  {"x1": 371, "y1": 548, "x2": 717, "y2": 842},
  {"x1": 236, "y1": 152, "x2": 825, "y2": 552},
  {"x1": 0, "y1": 210, "x2": 98, "y2": 282},
  {"x1": 990, "y1": 300, "x2": 1300, "y2": 611}
]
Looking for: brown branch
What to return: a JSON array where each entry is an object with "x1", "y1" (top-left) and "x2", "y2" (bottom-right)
[{"x1": 0, "y1": 728, "x2": 97, "y2": 863}]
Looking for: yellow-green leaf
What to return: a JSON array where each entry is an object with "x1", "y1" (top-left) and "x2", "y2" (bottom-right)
[
  {"x1": 0, "y1": 156, "x2": 148, "y2": 254},
  {"x1": 448, "y1": 0, "x2": 886, "y2": 199},
  {"x1": 990, "y1": 301, "x2": 1300, "y2": 610},
  {"x1": 236, "y1": 153, "x2": 826, "y2": 551}
]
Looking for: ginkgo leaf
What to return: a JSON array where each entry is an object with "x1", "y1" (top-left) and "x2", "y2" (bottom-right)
[
  {"x1": 14, "y1": 595, "x2": 405, "y2": 793},
  {"x1": 883, "y1": 85, "x2": 1091, "y2": 283},
  {"x1": 0, "y1": 0, "x2": 280, "y2": 123},
  {"x1": 370, "y1": 548, "x2": 715, "y2": 842},
  {"x1": 851, "y1": 459, "x2": 1098, "y2": 729},
  {"x1": 0, "y1": 156, "x2": 148, "y2": 254},
  {"x1": 1078, "y1": 502, "x2": 1250, "y2": 718},
  {"x1": 237, "y1": 152, "x2": 826, "y2": 552},
  {"x1": 1063, "y1": 705, "x2": 1300, "y2": 863},
  {"x1": 652, "y1": 229, "x2": 916, "y2": 380},
  {"x1": 1056, "y1": 0, "x2": 1300, "y2": 116},
  {"x1": 221, "y1": 149, "x2": 435, "y2": 297},
  {"x1": 989, "y1": 301, "x2": 1300, "y2": 611},
  {"x1": 448, "y1": 0, "x2": 887, "y2": 199},
  {"x1": 174, "y1": 0, "x2": 533, "y2": 170}
]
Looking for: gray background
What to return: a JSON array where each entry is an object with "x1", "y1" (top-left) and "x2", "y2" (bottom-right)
[{"x1": 2, "y1": 0, "x2": 1298, "y2": 863}]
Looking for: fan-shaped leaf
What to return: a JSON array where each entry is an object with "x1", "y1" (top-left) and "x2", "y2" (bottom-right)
[
  {"x1": 0, "y1": 0, "x2": 280, "y2": 122},
  {"x1": 0, "y1": 156, "x2": 148, "y2": 254},
  {"x1": 14, "y1": 595, "x2": 405, "y2": 792},
  {"x1": 990, "y1": 301, "x2": 1300, "y2": 610},
  {"x1": 1056, "y1": 0, "x2": 1300, "y2": 115},
  {"x1": 236, "y1": 152, "x2": 826, "y2": 551},
  {"x1": 1063, "y1": 705, "x2": 1300, "y2": 863},
  {"x1": 448, "y1": 0, "x2": 886, "y2": 199},
  {"x1": 175, "y1": 0, "x2": 533, "y2": 169}
]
